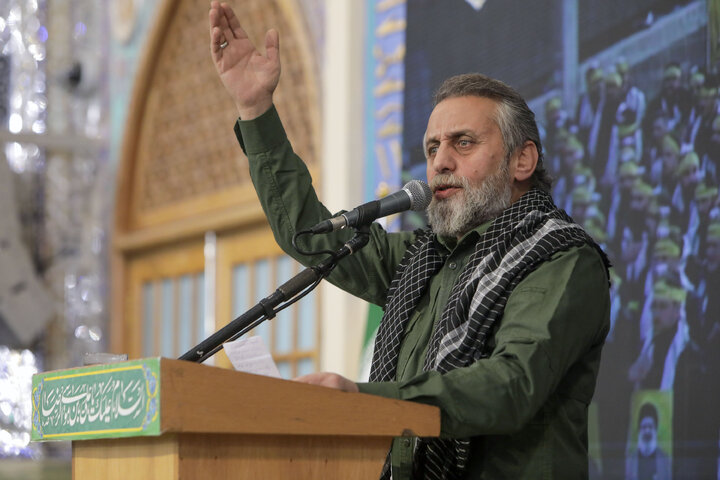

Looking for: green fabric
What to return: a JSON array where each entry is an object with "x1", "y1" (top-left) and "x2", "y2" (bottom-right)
[
  {"x1": 235, "y1": 105, "x2": 611, "y2": 479},
  {"x1": 365, "y1": 303, "x2": 385, "y2": 348},
  {"x1": 359, "y1": 302, "x2": 385, "y2": 379}
]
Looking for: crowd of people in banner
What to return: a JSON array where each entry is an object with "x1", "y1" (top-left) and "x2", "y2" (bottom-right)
[{"x1": 540, "y1": 60, "x2": 720, "y2": 479}]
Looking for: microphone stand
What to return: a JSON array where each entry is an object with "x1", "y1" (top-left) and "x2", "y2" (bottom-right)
[{"x1": 178, "y1": 225, "x2": 371, "y2": 363}]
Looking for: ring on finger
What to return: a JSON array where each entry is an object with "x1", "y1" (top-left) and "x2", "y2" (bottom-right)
[{"x1": 220, "y1": 40, "x2": 228, "y2": 49}]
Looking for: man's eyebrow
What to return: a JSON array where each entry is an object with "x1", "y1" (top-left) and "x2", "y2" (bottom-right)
[{"x1": 424, "y1": 128, "x2": 487, "y2": 151}]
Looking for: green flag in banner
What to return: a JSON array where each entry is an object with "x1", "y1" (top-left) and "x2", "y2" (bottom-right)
[
  {"x1": 711, "y1": 0, "x2": 720, "y2": 69},
  {"x1": 358, "y1": 303, "x2": 384, "y2": 381}
]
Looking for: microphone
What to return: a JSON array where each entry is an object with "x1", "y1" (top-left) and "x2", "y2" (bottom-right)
[{"x1": 309, "y1": 180, "x2": 432, "y2": 233}]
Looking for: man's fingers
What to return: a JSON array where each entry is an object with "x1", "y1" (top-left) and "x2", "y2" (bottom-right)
[
  {"x1": 222, "y1": 2, "x2": 249, "y2": 40},
  {"x1": 209, "y1": 4, "x2": 230, "y2": 57},
  {"x1": 209, "y1": 3, "x2": 221, "y2": 36},
  {"x1": 293, "y1": 373, "x2": 358, "y2": 392},
  {"x1": 216, "y1": 4, "x2": 234, "y2": 39},
  {"x1": 210, "y1": 26, "x2": 224, "y2": 55},
  {"x1": 265, "y1": 29, "x2": 279, "y2": 62},
  {"x1": 294, "y1": 373, "x2": 323, "y2": 385}
]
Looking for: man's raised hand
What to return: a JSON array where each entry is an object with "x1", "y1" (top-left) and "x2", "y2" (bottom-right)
[{"x1": 209, "y1": 1, "x2": 280, "y2": 119}]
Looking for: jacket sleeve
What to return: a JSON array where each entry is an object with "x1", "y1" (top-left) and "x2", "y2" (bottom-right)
[{"x1": 234, "y1": 105, "x2": 414, "y2": 307}]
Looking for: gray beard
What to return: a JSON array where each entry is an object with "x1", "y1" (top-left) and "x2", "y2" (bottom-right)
[{"x1": 427, "y1": 163, "x2": 513, "y2": 238}]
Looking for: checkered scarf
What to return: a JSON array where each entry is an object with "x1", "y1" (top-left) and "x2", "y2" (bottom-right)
[{"x1": 369, "y1": 188, "x2": 609, "y2": 480}]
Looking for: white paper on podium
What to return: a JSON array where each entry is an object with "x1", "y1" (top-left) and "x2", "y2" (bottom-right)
[{"x1": 223, "y1": 335, "x2": 282, "y2": 378}]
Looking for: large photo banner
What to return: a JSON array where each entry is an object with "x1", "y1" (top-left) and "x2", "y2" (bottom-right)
[{"x1": 367, "y1": 0, "x2": 719, "y2": 478}]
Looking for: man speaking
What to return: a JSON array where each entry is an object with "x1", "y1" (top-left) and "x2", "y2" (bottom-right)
[{"x1": 209, "y1": 2, "x2": 611, "y2": 478}]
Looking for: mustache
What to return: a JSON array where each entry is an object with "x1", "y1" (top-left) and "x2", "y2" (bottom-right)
[{"x1": 429, "y1": 174, "x2": 467, "y2": 191}]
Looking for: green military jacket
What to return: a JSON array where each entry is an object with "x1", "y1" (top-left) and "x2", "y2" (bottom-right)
[{"x1": 234, "y1": 106, "x2": 611, "y2": 479}]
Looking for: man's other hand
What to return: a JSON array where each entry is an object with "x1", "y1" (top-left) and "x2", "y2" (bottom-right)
[{"x1": 294, "y1": 372, "x2": 360, "y2": 393}]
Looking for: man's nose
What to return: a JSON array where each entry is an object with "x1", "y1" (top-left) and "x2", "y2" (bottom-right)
[{"x1": 431, "y1": 143, "x2": 456, "y2": 174}]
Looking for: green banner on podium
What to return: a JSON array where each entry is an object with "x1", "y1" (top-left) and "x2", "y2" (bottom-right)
[{"x1": 31, "y1": 358, "x2": 161, "y2": 441}]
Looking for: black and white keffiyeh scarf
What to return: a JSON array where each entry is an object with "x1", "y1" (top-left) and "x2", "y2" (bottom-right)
[{"x1": 369, "y1": 188, "x2": 610, "y2": 480}]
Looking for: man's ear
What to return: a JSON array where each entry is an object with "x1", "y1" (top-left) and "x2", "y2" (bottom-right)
[{"x1": 512, "y1": 140, "x2": 539, "y2": 182}]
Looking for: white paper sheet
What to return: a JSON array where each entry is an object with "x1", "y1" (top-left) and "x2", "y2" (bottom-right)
[{"x1": 223, "y1": 335, "x2": 282, "y2": 378}]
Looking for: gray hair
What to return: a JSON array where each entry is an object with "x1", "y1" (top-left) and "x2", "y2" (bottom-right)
[{"x1": 432, "y1": 73, "x2": 552, "y2": 192}]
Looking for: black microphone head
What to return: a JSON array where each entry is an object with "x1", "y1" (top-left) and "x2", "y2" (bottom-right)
[{"x1": 403, "y1": 180, "x2": 432, "y2": 211}]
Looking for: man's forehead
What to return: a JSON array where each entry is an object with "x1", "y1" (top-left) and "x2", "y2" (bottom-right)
[
  {"x1": 426, "y1": 101, "x2": 498, "y2": 132},
  {"x1": 423, "y1": 96, "x2": 500, "y2": 147}
]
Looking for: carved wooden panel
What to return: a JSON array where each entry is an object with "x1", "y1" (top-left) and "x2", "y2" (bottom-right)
[{"x1": 118, "y1": 0, "x2": 320, "y2": 232}]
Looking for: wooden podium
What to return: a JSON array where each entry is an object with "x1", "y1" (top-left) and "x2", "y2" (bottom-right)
[{"x1": 32, "y1": 358, "x2": 440, "y2": 479}]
